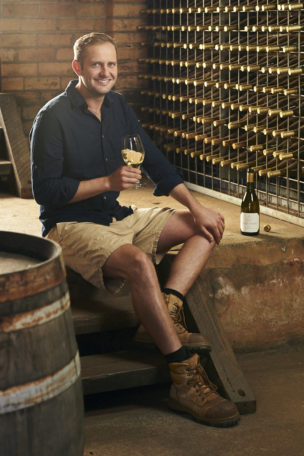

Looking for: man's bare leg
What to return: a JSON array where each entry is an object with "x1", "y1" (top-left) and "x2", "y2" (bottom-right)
[
  {"x1": 103, "y1": 225, "x2": 239, "y2": 427},
  {"x1": 157, "y1": 210, "x2": 217, "y2": 294},
  {"x1": 103, "y1": 243, "x2": 182, "y2": 355}
]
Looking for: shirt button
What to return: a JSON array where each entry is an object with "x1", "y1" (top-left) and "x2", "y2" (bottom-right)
[
  {"x1": 105, "y1": 157, "x2": 108, "y2": 162},
  {"x1": 101, "y1": 134, "x2": 104, "y2": 138},
  {"x1": 103, "y1": 196, "x2": 107, "y2": 200}
]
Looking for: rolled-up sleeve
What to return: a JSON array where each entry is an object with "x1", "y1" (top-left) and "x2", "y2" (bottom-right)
[{"x1": 30, "y1": 110, "x2": 79, "y2": 206}]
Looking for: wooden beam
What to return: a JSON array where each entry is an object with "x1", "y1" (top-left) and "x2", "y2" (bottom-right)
[{"x1": 186, "y1": 277, "x2": 256, "y2": 414}]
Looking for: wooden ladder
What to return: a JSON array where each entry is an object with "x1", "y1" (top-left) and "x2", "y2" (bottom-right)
[
  {"x1": 0, "y1": 94, "x2": 32, "y2": 197},
  {"x1": 0, "y1": 126, "x2": 13, "y2": 186},
  {"x1": 69, "y1": 260, "x2": 256, "y2": 415}
]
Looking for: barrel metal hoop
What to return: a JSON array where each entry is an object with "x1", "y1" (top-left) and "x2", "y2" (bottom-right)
[
  {"x1": 0, "y1": 291, "x2": 70, "y2": 333},
  {"x1": 0, "y1": 351, "x2": 81, "y2": 414}
]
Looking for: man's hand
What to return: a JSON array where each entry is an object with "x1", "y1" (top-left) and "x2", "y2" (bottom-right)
[
  {"x1": 191, "y1": 204, "x2": 225, "y2": 244},
  {"x1": 107, "y1": 166, "x2": 142, "y2": 191},
  {"x1": 169, "y1": 183, "x2": 225, "y2": 245}
]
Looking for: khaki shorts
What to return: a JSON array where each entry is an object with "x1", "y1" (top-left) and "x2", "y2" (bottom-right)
[{"x1": 47, "y1": 207, "x2": 175, "y2": 293}]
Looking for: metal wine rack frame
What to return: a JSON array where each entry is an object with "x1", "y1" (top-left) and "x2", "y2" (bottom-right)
[{"x1": 139, "y1": 1, "x2": 304, "y2": 224}]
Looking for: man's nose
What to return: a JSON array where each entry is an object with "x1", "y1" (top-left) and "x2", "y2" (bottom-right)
[{"x1": 99, "y1": 64, "x2": 109, "y2": 75}]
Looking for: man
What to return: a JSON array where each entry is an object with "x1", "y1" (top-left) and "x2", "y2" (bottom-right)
[{"x1": 30, "y1": 32, "x2": 240, "y2": 427}]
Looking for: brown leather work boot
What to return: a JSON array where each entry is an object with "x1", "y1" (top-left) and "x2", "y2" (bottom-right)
[
  {"x1": 168, "y1": 354, "x2": 240, "y2": 427},
  {"x1": 134, "y1": 292, "x2": 211, "y2": 351}
]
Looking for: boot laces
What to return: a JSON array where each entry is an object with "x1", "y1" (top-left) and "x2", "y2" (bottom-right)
[
  {"x1": 169, "y1": 302, "x2": 188, "y2": 334},
  {"x1": 186, "y1": 363, "x2": 217, "y2": 399}
]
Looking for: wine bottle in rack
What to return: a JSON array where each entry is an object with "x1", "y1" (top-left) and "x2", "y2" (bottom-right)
[
  {"x1": 240, "y1": 169, "x2": 260, "y2": 236},
  {"x1": 220, "y1": 150, "x2": 248, "y2": 167},
  {"x1": 267, "y1": 160, "x2": 298, "y2": 178},
  {"x1": 278, "y1": 3, "x2": 303, "y2": 11},
  {"x1": 231, "y1": 152, "x2": 265, "y2": 171}
]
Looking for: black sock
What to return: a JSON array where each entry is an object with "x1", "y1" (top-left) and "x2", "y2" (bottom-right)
[
  {"x1": 163, "y1": 287, "x2": 185, "y2": 303},
  {"x1": 165, "y1": 346, "x2": 191, "y2": 364}
]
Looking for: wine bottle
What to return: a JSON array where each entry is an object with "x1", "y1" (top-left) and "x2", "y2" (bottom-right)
[
  {"x1": 240, "y1": 169, "x2": 260, "y2": 236},
  {"x1": 278, "y1": 3, "x2": 303, "y2": 11}
]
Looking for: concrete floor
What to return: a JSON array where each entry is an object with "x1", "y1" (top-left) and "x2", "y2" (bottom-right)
[
  {"x1": 1, "y1": 186, "x2": 304, "y2": 455},
  {"x1": 83, "y1": 344, "x2": 304, "y2": 456}
]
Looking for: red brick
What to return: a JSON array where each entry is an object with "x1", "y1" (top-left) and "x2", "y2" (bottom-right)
[
  {"x1": 119, "y1": 61, "x2": 139, "y2": 74},
  {"x1": 1, "y1": 77, "x2": 24, "y2": 91},
  {"x1": 112, "y1": 3, "x2": 145, "y2": 16},
  {"x1": 1, "y1": 33, "x2": 37, "y2": 48},
  {"x1": 37, "y1": 34, "x2": 73, "y2": 47},
  {"x1": 0, "y1": 18, "x2": 21, "y2": 31},
  {"x1": 40, "y1": 5, "x2": 75, "y2": 17},
  {"x1": 76, "y1": 4, "x2": 105, "y2": 17},
  {"x1": 20, "y1": 18, "x2": 58, "y2": 32},
  {"x1": 56, "y1": 48, "x2": 73, "y2": 61},
  {"x1": 18, "y1": 48, "x2": 55, "y2": 63},
  {"x1": 2, "y1": 63, "x2": 38, "y2": 77},
  {"x1": 40, "y1": 90, "x2": 62, "y2": 104},
  {"x1": 60, "y1": 77, "x2": 73, "y2": 89},
  {"x1": 118, "y1": 46, "x2": 146, "y2": 60},
  {"x1": 112, "y1": 32, "x2": 147, "y2": 44},
  {"x1": 25, "y1": 77, "x2": 61, "y2": 90},
  {"x1": 2, "y1": 0, "x2": 51, "y2": 3},
  {"x1": 39, "y1": 62, "x2": 74, "y2": 77},
  {"x1": 56, "y1": 18, "x2": 96, "y2": 31},
  {"x1": 3, "y1": 4, "x2": 39, "y2": 17},
  {"x1": 117, "y1": 74, "x2": 143, "y2": 89},
  {"x1": 15, "y1": 91, "x2": 42, "y2": 106},
  {"x1": 110, "y1": 17, "x2": 143, "y2": 31},
  {"x1": 0, "y1": 48, "x2": 17, "y2": 62}
]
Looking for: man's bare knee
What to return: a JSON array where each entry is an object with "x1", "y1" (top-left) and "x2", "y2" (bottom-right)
[
  {"x1": 103, "y1": 244, "x2": 155, "y2": 283},
  {"x1": 127, "y1": 249, "x2": 155, "y2": 281}
]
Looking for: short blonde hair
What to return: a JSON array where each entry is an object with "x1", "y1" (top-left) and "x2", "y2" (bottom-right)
[{"x1": 73, "y1": 32, "x2": 117, "y2": 65}]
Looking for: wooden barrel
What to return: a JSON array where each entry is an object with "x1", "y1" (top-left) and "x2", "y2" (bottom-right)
[{"x1": 0, "y1": 231, "x2": 84, "y2": 456}]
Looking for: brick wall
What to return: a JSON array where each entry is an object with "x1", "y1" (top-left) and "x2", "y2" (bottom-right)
[{"x1": 0, "y1": 0, "x2": 147, "y2": 134}]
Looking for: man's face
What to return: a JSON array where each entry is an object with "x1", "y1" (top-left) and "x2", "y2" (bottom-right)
[{"x1": 74, "y1": 42, "x2": 118, "y2": 98}]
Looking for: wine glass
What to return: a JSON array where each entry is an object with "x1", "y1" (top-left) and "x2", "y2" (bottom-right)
[{"x1": 121, "y1": 134, "x2": 146, "y2": 189}]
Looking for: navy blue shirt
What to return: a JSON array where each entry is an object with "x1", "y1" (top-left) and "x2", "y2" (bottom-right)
[{"x1": 30, "y1": 80, "x2": 183, "y2": 236}]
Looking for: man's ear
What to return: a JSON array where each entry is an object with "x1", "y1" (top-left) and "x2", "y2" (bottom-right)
[{"x1": 72, "y1": 60, "x2": 81, "y2": 76}]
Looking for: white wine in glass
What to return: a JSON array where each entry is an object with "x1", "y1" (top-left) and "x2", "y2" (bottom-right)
[{"x1": 121, "y1": 134, "x2": 145, "y2": 188}]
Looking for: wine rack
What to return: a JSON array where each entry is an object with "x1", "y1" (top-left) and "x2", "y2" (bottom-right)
[{"x1": 139, "y1": 0, "x2": 304, "y2": 222}]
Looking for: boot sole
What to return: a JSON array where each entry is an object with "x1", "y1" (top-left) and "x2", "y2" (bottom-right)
[{"x1": 168, "y1": 398, "x2": 240, "y2": 428}]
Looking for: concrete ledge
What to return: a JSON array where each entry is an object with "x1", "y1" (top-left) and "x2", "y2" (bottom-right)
[{"x1": 201, "y1": 238, "x2": 304, "y2": 351}]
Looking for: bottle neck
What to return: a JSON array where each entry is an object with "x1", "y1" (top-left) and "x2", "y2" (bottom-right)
[
  {"x1": 246, "y1": 172, "x2": 255, "y2": 189},
  {"x1": 247, "y1": 182, "x2": 255, "y2": 190}
]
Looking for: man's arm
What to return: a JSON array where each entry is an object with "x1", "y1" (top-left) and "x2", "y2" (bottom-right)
[
  {"x1": 69, "y1": 165, "x2": 141, "y2": 203},
  {"x1": 170, "y1": 183, "x2": 225, "y2": 244},
  {"x1": 31, "y1": 107, "x2": 141, "y2": 206}
]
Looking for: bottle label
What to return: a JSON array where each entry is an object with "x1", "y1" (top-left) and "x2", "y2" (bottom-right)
[{"x1": 240, "y1": 213, "x2": 260, "y2": 233}]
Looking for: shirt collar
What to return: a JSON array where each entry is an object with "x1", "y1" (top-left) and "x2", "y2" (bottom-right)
[{"x1": 66, "y1": 80, "x2": 113, "y2": 110}]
